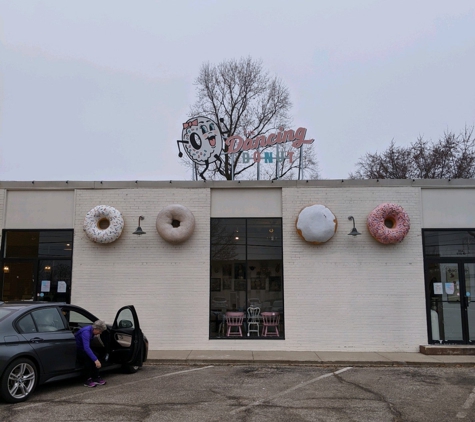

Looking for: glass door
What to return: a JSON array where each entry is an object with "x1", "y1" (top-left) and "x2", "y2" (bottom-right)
[
  {"x1": 1, "y1": 261, "x2": 36, "y2": 301},
  {"x1": 427, "y1": 262, "x2": 475, "y2": 344},
  {"x1": 37, "y1": 260, "x2": 72, "y2": 303},
  {"x1": 465, "y1": 263, "x2": 475, "y2": 342}
]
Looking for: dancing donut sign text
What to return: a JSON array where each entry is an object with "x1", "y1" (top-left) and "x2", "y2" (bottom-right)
[{"x1": 176, "y1": 116, "x2": 314, "y2": 180}]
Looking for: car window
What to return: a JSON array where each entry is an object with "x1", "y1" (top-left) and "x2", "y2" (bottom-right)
[
  {"x1": 31, "y1": 308, "x2": 66, "y2": 332},
  {"x1": 66, "y1": 310, "x2": 94, "y2": 325},
  {"x1": 17, "y1": 314, "x2": 37, "y2": 333},
  {"x1": 116, "y1": 308, "x2": 135, "y2": 329}
]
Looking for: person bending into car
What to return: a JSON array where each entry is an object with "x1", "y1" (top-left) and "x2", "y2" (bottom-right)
[{"x1": 75, "y1": 320, "x2": 108, "y2": 387}]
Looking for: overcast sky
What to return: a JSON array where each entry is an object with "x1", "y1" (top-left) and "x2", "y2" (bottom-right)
[{"x1": 1, "y1": 1, "x2": 474, "y2": 181}]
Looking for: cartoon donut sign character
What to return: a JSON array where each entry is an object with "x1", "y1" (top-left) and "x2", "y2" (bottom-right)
[{"x1": 177, "y1": 116, "x2": 223, "y2": 180}]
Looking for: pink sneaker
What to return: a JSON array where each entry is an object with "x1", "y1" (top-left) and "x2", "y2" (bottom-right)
[
  {"x1": 94, "y1": 377, "x2": 106, "y2": 385},
  {"x1": 84, "y1": 378, "x2": 97, "y2": 388}
]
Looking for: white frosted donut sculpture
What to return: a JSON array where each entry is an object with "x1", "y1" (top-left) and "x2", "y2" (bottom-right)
[
  {"x1": 83, "y1": 205, "x2": 124, "y2": 244},
  {"x1": 367, "y1": 203, "x2": 410, "y2": 244},
  {"x1": 156, "y1": 204, "x2": 195, "y2": 244},
  {"x1": 296, "y1": 204, "x2": 338, "y2": 244}
]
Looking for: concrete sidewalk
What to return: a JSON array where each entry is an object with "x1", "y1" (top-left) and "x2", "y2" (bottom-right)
[{"x1": 146, "y1": 350, "x2": 475, "y2": 366}]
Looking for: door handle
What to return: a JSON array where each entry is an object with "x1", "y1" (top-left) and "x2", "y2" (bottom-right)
[{"x1": 30, "y1": 337, "x2": 44, "y2": 343}]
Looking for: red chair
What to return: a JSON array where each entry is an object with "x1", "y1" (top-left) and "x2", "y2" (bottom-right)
[
  {"x1": 225, "y1": 312, "x2": 244, "y2": 337},
  {"x1": 261, "y1": 312, "x2": 280, "y2": 337}
]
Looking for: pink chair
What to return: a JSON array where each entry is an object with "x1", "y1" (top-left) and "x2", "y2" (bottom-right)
[
  {"x1": 225, "y1": 312, "x2": 244, "y2": 337},
  {"x1": 261, "y1": 312, "x2": 280, "y2": 337}
]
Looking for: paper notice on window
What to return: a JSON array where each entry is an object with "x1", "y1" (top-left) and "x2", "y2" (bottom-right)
[
  {"x1": 57, "y1": 281, "x2": 67, "y2": 293},
  {"x1": 41, "y1": 280, "x2": 51, "y2": 292},
  {"x1": 433, "y1": 282, "x2": 443, "y2": 294},
  {"x1": 445, "y1": 282, "x2": 455, "y2": 294}
]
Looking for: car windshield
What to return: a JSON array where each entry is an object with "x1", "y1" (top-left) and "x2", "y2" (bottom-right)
[{"x1": 0, "y1": 309, "x2": 14, "y2": 322}]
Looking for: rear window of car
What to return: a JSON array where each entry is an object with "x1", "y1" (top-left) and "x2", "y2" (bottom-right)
[
  {"x1": 17, "y1": 314, "x2": 37, "y2": 333},
  {"x1": 31, "y1": 308, "x2": 67, "y2": 332}
]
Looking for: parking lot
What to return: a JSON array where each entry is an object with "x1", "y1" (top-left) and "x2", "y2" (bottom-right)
[{"x1": 1, "y1": 363, "x2": 475, "y2": 421}]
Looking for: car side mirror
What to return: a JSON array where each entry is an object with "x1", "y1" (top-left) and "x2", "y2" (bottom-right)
[{"x1": 118, "y1": 319, "x2": 133, "y2": 329}]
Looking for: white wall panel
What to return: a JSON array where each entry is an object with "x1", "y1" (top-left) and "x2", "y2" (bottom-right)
[
  {"x1": 5, "y1": 190, "x2": 74, "y2": 228},
  {"x1": 211, "y1": 188, "x2": 281, "y2": 217},
  {"x1": 421, "y1": 188, "x2": 475, "y2": 228},
  {"x1": 282, "y1": 187, "x2": 426, "y2": 352}
]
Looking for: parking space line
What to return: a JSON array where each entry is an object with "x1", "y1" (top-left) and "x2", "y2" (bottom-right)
[
  {"x1": 230, "y1": 366, "x2": 353, "y2": 414},
  {"x1": 14, "y1": 365, "x2": 214, "y2": 410},
  {"x1": 456, "y1": 386, "x2": 475, "y2": 419}
]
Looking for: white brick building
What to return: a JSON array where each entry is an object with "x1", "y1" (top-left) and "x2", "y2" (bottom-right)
[{"x1": 1, "y1": 179, "x2": 474, "y2": 352}]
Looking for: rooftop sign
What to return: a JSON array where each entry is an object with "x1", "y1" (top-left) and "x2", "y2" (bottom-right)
[{"x1": 177, "y1": 116, "x2": 314, "y2": 180}]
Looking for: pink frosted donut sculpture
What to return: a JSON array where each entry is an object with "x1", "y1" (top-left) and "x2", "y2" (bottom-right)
[
  {"x1": 156, "y1": 204, "x2": 195, "y2": 244},
  {"x1": 367, "y1": 203, "x2": 410, "y2": 244},
  {"x1": 296, "y1": 204, "x2": 338, "y2": 244},
  {"x1": 83, "y1": 205, "x2": 124, "y2": 244}
]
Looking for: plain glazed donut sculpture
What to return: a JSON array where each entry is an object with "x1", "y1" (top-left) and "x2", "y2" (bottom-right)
[
  {"x1": 156, "y1": 204, "x2": 195, "y2": 244},
  {"x1": 83, "y1": 205, "x2": 125, "y2": 244},
  {"x1": 367, "y1": 203, "x2": 410, "y2": 244},
  {"x1": 296, "y1": 204, "x2": 338, "y2": 244}
]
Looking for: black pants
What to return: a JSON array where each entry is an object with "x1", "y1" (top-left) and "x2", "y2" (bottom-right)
[{"x1": 77, "y1": 350, "x2": 99, "y2": 381}]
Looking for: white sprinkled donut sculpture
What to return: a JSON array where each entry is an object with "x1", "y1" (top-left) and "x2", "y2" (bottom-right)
[
  {"x1": 296, "y1": 204, "x2": 338, "y2": 244},
  {"x1": 156, "y1": 204, "x2": 195, "y2": 244},
  {"x1": 367, "y1": 203, "x2": 410, "y2": 244},
  {"x1": 83, "y1": 205, "x2": 125, "y2": 244}
]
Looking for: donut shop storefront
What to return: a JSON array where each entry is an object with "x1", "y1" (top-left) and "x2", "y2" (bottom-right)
[{"x1": 0, "y1": 180, "x2": 475, "y2": 352}]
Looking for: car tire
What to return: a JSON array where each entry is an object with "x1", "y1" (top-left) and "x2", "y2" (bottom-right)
[
  {"x1": 122, "y1": 364, "x2": 140, "y2": 374},
  {"x1": 0, "y1": 358, "x2": 37, "y2": 403}
]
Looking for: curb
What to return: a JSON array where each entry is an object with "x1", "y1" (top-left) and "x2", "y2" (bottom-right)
[{"x1": 144, "y1": 359, "x2": 475, "y2": 368}]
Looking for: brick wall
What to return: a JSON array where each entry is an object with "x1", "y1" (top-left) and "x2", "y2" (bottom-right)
[
  {"x1": 72, "y1": 185, "x2": 426, "y2": 352},
  {"x1": 282, "y1": 187, "x2": 426, "y2": 351},
  {"x1": 72, "y1": 188, "x2": 211, "y2": 350}
]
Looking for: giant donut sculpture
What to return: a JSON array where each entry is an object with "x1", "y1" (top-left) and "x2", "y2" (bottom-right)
[
  {"x1": 156, "y1": 204, "x2": 195, "y2": 244},
  {"x1": 367, "y1": 203, "x2": 410, "y2": 244},
  {"x1": 296, "y1": 204, "x2": 338, "y2": 244},
  {"x1": 83, "y1": 205, "x2": 125, "y2": 244}
]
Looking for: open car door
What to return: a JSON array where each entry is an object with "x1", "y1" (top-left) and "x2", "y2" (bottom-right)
[{"x1": 110, "y1": 305, "x2": 144, "y2": 368}]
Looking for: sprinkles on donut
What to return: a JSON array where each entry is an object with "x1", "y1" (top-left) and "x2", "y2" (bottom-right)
[
  {"x1": 367, "y1": 203, "x2": 410, "y2": 244},
  {"x1": 83, "y1": 205, "x2": 124, "y2": 244}
]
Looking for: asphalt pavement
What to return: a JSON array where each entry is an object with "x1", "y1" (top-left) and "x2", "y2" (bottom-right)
[{"x1": 2, "y1": 363, "x2": 475, "y2": 421}]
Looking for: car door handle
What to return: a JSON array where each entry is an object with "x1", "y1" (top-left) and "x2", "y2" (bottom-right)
[{"x1": 30, "y1": 337, "x2": 44, "y2": 343}]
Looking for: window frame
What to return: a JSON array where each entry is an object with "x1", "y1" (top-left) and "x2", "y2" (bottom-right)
[{"x1": 209, "y1": 217, "x2": 285, "y2": 340}]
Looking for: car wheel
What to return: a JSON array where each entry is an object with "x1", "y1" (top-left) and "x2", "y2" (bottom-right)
[
  {"x1": 0, "y1": 358, "x2": 37, "y2": 403},
  {"x1": 122, "y1": 364, "x2": 139, "y2": 374}
]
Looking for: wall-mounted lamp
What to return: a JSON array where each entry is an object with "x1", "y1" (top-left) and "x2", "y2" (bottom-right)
[
  {"x1": 44, "y1": 265, "x2": 51, "y2": 272},
  {"x1": 3, "y1": 266, "x2": 9, "y2": 273},
  {"x1": 347, "y1": 216, "x2": 361, "y2": 236},
  {"x1": 133, "y1": 216, "x2": 146, "y2": 235}
]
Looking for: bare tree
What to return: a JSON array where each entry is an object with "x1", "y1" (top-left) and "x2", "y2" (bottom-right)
[
  {"x1": 350, "y1": 127, "x2": 475, "y2": 179},
  {"x1": 184, "y1": 57, "x2": 319, "y2": 180}
]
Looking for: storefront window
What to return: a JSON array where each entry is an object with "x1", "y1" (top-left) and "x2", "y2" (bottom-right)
[
  {"x1": 1, "y1": 230, "x2": 73, "y2": 303},
  {"x1": 423, "y1": 230, "x2": 475, "y2": 344},
  {"x1": 210, "y1": 218, "x2": 284, "y2": 339},
  {"x1": 423, "y1": 230, "x2": 475, "y2": 258},
  {"x1": 4, "y1": 231, "x2": 73, "y2": 259}
]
